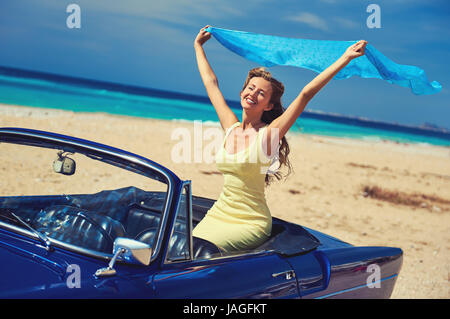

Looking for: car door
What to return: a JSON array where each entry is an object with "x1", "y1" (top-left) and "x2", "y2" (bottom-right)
[
  {"x1": 152, "y1": 182, "x2": 299, "y2": 299},
  {"x1": 0, "y1": 227, "x2": 158, "y2": 298},
  {"x1": 153, "y1": 252, "x2": 298, "y2": 299}
]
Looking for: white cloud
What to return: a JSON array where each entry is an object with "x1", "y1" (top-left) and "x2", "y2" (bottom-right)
[
  {"x1": 287, "y1": 12, "x2": 329, "y2": 31},
  {"x1": 333, "y1": 17, "x2": 359, "y2": 29}
]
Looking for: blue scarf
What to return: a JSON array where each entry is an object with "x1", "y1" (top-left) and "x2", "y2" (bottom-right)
[{"x1": 206, "y1": 27, "x2": 441, "y2": 95}]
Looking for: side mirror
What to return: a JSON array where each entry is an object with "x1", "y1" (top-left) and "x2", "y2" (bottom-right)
[{"x1": 95, "y1": 238, "x2": 152, "y2": 277}]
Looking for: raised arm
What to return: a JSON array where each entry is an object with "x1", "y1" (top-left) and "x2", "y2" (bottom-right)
[
  {"x1": 267, "y1": 40, "x2": 368, "y2": 141},
  {"x1": 194, "y1": 26, "x2": 239, "y2": 130}
]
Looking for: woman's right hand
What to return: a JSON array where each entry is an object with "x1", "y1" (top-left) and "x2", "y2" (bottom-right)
[
  {"x1": 195, "y1": 25, "x2": 212, "y2": 47},
  {"x1": 343, "y1": 40, "x2": 367, "y2": 60}
]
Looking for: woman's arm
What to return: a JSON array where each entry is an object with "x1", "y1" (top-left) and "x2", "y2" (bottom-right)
[
  {"x1": 267, "y1": 40, "x2": 368, "y2": 141},
  {"x1": 195, "y1": 26, "x2": 238, "y2": 130}
]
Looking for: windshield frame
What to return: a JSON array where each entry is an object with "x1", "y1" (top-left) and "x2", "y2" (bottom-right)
[{"x1": 0, "y1": 127, "x2": 179, "y2": 263}]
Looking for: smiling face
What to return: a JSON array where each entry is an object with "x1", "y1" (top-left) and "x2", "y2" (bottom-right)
[{"x1": 240, "y1": 77, "x2": 273, "y2": 113}]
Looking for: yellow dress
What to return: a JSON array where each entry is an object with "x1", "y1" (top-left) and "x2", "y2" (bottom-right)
[{"x1": 192, "y1": 121, "x2": 275, "y2": 252}]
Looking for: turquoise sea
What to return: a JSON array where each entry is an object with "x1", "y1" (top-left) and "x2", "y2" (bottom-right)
[{"x1": 0, "y1": 66, "x2": 449, "y2": 146}]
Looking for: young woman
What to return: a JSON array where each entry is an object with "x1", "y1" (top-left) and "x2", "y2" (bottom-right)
[{"x1": 192, "y1": 25, "x2": 367, "y2": 253}]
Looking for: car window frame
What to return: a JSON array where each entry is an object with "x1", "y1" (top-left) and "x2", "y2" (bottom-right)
[{"x1": 163, "y1": 181, "x2": 193, "y2": 264}]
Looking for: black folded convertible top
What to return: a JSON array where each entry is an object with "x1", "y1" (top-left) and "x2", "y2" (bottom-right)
[{"x1": 256, "y1": 217, "x2": 320, "y2": 256}]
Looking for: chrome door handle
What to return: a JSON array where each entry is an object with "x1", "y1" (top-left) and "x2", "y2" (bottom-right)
[{"x1": 272, "y1": 270, "x2": 295, "y2": 280}]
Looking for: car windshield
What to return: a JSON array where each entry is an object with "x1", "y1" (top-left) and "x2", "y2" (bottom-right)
[{"x1": 0, "y1": 139, "x2": 169, "y2": 257}]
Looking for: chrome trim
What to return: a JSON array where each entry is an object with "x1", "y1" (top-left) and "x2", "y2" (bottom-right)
[
  {"x1": 314, "y1": 274, "x2": 398, "y2": 299},
  {"x1": 0, "y1": 221, "x2": 112, "y2": 260},
  {"x1": 272, "y1": 270, "x2": 296, "y2": 280},
  {"x1": 0, "y1": 129, "x2": 176, "y2": 263},
  {"x1": 11, "y1": 212, "x2": 52, "y2": 251},
  {"x1": 187, "y1": 181, "x2": 193, "y2": 261},
  {"x1": 152, "y1": 187, "x2": 173, "y2": 263},
  {"x1": 191, "y1": 248, "x2": 275, "y2": 263}
]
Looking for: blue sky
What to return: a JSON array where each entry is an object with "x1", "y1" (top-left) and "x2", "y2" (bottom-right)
[{"x1": 0, "y1": 0, "x2": 449, "y2": 128}]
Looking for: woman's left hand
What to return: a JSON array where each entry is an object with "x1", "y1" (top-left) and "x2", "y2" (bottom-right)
[
  {"x1": 195, "y1": 25, "x2": 212, "y2": 47},
  {"x1": 343, "y1": 40, "x2": 367, "y2": 60}
]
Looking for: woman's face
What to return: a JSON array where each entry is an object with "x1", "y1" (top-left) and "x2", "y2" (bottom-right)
[{"x1": 240, "y1": 77, "x2": 273, "y2": 113}]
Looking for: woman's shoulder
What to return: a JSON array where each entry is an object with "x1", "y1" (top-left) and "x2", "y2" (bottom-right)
[
  {"x1": 224, "y1": 121, "x2": 241, "y2": 134},
  {"x1": 227, "y1": 121, "x2": 241, "y2": 129}
]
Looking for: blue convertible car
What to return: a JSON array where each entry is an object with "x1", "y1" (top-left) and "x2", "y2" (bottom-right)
[{"x1": 0, "y1": 127, "x2": 402, "y2": 299}]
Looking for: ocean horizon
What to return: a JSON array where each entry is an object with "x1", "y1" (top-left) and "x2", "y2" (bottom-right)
[{"x1": 0, "y1": 65, "x2": 449, "y2": 147}]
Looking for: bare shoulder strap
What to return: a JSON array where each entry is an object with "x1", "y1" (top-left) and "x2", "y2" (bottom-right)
[
  {"x1": 224, "y1": 121, "x2": 240, "y2": 139},
  {"x1": 259, "y1": 125, "x2": 280, "y2": 159}
]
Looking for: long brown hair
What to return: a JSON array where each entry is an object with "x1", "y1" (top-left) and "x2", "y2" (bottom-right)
[{"x1": 241, "y1": 67, "x2": 293, "y2": 186}]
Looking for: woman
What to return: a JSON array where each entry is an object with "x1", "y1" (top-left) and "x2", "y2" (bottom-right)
[{"x1": 192, "y1": 25, "x2": 367, "y2": 253}]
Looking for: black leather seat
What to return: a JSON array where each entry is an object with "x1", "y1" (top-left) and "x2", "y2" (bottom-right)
[
  {"x1": 125, "y1": 206, "x2": 161, "y2": 239},
  {"x1": 134, "y1": 226, "x2": 159, "y2": 245},
  {"x1": 33, "y1": 205, "x2": 126, "y2": 253},
  {"x1": 135, "y1": 227, "x2": 221, "y2": 260},
  {"x1": 193, "y1": 237, "x2": 222, "y2": 259}
]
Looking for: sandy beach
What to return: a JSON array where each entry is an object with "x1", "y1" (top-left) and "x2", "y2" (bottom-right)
[{"x1": 1, "y1": 103, "x2": 449, "y2": 299}]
